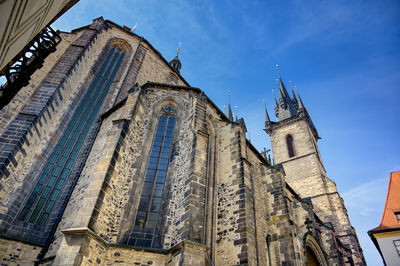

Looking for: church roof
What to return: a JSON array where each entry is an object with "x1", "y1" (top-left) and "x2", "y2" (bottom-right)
[
  {"x1": 369, "y1": 171, "x2": 400, "y2": 233},
  {"x1": 68, "y1": 18, "x2": 190, "y2": 87}
]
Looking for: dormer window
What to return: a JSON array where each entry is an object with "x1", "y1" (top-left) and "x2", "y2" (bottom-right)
[
  {"x1": 286, "y1": 134, "x2": 295, "y2": 158},
  {"x1": 395, "y1": 211, "x2": 400, "y2": 222}
]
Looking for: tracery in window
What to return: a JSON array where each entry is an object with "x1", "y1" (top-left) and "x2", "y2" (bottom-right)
[
  {"x1": 18, "y1": 47, "x2": 125, "y2": 226},
  {"x1": 126, "y1": 106, "x2": 176, "y2": 248},
  {"x1": 286, "y1": 134, "x2": 295, "y2": 158}
]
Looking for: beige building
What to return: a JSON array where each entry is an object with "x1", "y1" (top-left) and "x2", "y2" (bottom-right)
[
  {"x1": 369, "y1": 171, "x2": 400, "y2": 265},
  {"x1": 0, "y1": 17, "x2": 365, "y2": 265}
]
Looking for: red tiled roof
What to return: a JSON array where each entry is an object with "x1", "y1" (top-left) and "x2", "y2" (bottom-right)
[{"x1": 369, "y1": 171, "x2": 400, "y2": 232}]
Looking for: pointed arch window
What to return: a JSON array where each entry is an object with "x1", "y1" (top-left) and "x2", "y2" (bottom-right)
[
  {"x1": 126, "y1": 106, "x2": 176, "y2": 248},
  {"x1": 286, "y1": 134, "x2": 295, "y2": 158},
  {"x1": 17, "y1": 47, "x2": 125, "y2": 226}
]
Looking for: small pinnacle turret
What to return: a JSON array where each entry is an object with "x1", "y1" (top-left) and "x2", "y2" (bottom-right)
[
  {"x1": 291, "y1": 89, "x2": 298, "y2": 109},
  {"x1": 226, "y1": 91, "x2": 234, "y2": 121},
  {"x1": 264, "y1": 102, "x2": 271, "y2": 126},
  {"x1": 227, "y1": 103, "x2": 234, "y2": 121},
  {"x1": 297, "y1": 93, "x2": 318, "y2": 137},
  {"x1": 297, "y1": 93, "x2": 305, "y2": 110},
  {"x1": 169, "y1": 45, "x2": 182, "y2": 73}
]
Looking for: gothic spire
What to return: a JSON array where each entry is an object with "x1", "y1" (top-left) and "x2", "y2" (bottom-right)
[
  {"x1": 291, "y1": 89, "x2": 299, "y2": 110},
  {"x1": 277, "y1": 77, "x2": 298, "y2": 120},
  {"x1": 297, "y1": 93, "x2": 305, "y2": 110},
  {"x1": 227, "y1": 104, "x2": 234, "y2": 121},
  {"x1": 226, "y1": 91, "x2": 234, "y2": 121},
  {"x1": 297, "y1": 93, "x2": 318, "y2": 135},
  {"x1": 274, "y1": 97, "x2": 279, "y2": 118}
]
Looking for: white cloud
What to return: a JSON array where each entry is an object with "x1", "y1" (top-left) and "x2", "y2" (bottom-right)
[{"x1": 343, "y1": 177, "x2": 387, "y2": 217}]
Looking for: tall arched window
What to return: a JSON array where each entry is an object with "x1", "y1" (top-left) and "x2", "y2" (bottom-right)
[
  {"x1": 286, "y1": 135, "x2": 295, "y2": 158},
  {"x1": 18, "y1": 47, "x2": 126, "y2": 226},
  {"x1": 126, "y1": 106, "x2": 176, "y2": 248}
]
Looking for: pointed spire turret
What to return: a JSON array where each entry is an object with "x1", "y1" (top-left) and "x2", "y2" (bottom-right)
[
  {"x1": 274, "y1": 98, "x2": 279, "y2": 118},
  {"x1": 227, "y1": 104, "x2": 234, "y2": 121},
  {"x1": 169, "y1": 43, "x2": 182, "y2": 73},
  {"x1": 297, "y1": 93, "x2": 318, "y2": 137},
  {"x1": 297, "y1": 94, "x2": 305, "y2": 110},
  {"x1": 291, "y1": 89, "x2": 299, "y2": 110},
  {"x1": 226, "y1": 91, "x2": 234, "y2": 121},
  {"x1": 277, "y1": 77, "x2": 298, "y2": 120},
  {"x1": 264, "y1": 100, "x2": 271, "y2": 124},
  {"x1": 265, "y1": 69, "x2": 320, "y2": 139}
]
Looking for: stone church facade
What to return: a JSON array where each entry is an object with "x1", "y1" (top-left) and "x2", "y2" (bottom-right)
[{"x1": 0, "y1": 17, "x2": 365, "y2": 265}]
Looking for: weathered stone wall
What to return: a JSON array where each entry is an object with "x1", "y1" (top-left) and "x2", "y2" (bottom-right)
[
  {"x1": 215, "y1": 123, "x2": 248, "y2": 265},
  {"x1": 136, "y1": 43, "x2": 186, "y2": 87},
  {"x1": 0, "y1": 238, "x2": 42, "y2": 265},
  {"x1": 246, "y1": 152, "x2": 270, "y2": 265},
  {"x1": 263, "y1": 168, "x2": 300, "y2": 264},
  {"x1": 0, "y1": 32, "x2": 79, "y2": 135},
  {"x1": 52, "y1": 228, "x2": 209, "y2": 266},
  {"x1": 48, "y1": 86, "x2": 198, "y2": 263}
]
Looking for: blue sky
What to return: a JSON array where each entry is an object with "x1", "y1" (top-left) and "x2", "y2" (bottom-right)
[{"x1": 53, "y1": 0, "x2": 400, "y2": 264}]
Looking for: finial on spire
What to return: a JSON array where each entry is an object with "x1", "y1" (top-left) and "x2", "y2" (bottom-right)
[
  {"x1": 177, "y1": 42, "x2": 181, "y2": 56},
  {"x1": 169, "y1": 43, "x2": 182, "y2": 73},
  {"x1": 226, "y1": 91, "x2": 234, "y2": 121},
  {"x1": 276, "y1": 64, "x2": 281, "y2": 79},
  {"x1": 234, "y1": 105, "x2": 238, "y2": 121}
]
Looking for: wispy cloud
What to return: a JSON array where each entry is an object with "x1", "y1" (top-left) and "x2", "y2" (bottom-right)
[
  {"x1": 343, "y1": 177, "x2": 387, "y2": 218},
  {"x1": 342, "y1": 176, "x2": 389, "y2": 264}
]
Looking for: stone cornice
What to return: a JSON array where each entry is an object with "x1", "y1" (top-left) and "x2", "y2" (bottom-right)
[
  {"x1": 61, "y1": 227, "x2": 207, "y2": 255},
  {"x1": 265, "y1": 110, "x2": 320, "y2": 139}
]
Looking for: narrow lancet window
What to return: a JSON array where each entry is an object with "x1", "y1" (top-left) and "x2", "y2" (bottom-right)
[
  {"x1": 286, "y1": 135, "x2": 295, "y2": 158},
  {"x1": 18, "y1": 47, "x2": 125, "y2": 226},
  {"x1": 126, "y1": 106, "x2": 176, "y2": 248}
]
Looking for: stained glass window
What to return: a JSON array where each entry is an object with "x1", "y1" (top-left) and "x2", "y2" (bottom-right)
[
  {"x1": 125, "y1": 106, "x2": 176, "y2": 248},
  {"x1": 18, "y1": 47, "x2": 125, "y2": 226}
]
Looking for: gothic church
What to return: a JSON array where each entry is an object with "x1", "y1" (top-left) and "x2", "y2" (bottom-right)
[{"x1": 0, "y1": 17, "x2": 365, "y2": 265}]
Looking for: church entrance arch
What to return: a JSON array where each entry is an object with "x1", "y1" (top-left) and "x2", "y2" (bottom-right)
[{"x1": 304, "y1": 234, "x2": 328, "y2": 266}]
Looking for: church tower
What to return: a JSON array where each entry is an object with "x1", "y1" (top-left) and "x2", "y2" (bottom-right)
[{"x1": 265, "y1": 76, "x2": 365, "y2": 265}]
